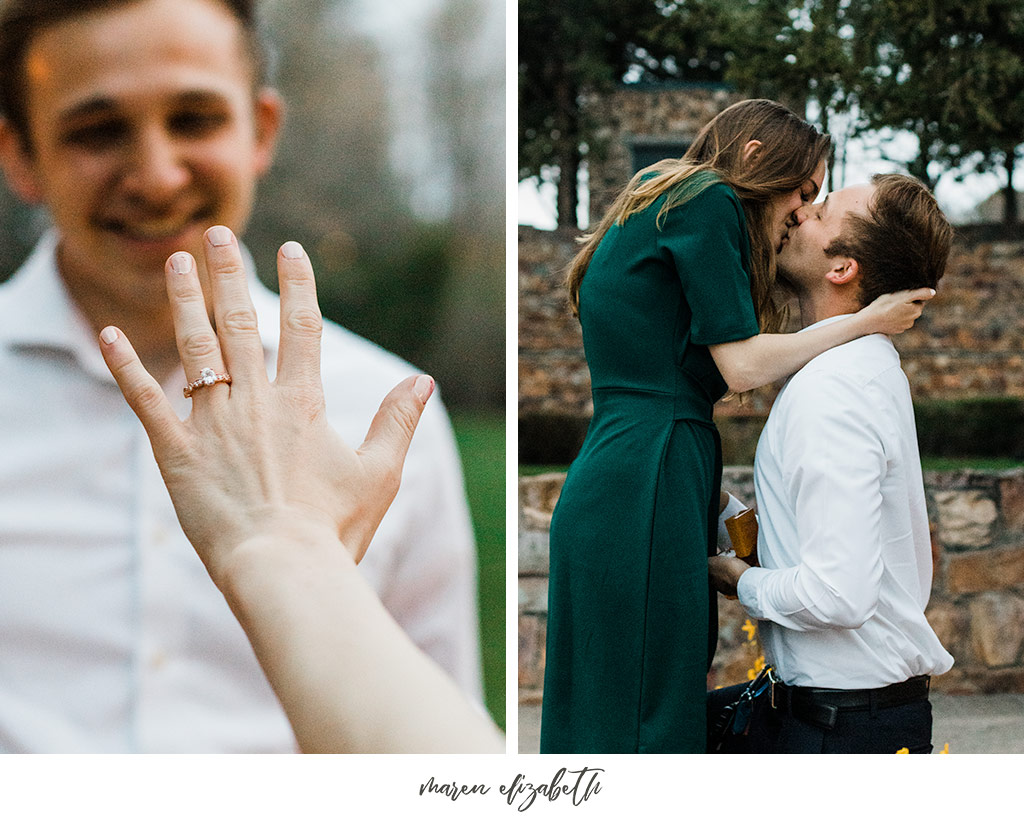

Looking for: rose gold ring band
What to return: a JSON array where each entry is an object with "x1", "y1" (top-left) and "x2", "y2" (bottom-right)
[{"x1": 183, "y1": 367, "x2": 232, "y2": 398}]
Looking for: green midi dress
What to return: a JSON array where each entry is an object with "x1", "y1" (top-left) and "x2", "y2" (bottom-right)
[{"x1": 540, "y1": 180, "x2": 760, "y2": 753}]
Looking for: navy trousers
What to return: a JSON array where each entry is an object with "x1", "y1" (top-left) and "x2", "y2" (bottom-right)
[{"x1": 707, "y1": 680, "x2": 933, "y2": 754}]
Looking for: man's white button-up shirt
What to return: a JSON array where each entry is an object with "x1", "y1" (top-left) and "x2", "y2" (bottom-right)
[
  {"x1": 738, "y1": 315, "x2": 953, "y2": 689},
  {"x1": 0, "y1": 234, "x2": 481, "y2": 752}
]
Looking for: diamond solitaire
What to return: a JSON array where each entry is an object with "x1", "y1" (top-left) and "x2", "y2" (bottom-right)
[{"x1": 184, "y1": 368, "x2": 232, "y2": 398}]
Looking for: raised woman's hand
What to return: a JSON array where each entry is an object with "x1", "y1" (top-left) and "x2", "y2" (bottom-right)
[
  {"x1": 857, "y1": 287, "x2": 936, "y2": 335},
  {"x1": 98, "y1": 226, "x2": 433, "y2": 586}
]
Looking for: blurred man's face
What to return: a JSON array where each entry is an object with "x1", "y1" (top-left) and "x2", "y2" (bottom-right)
[{"x1": 1, "y1": 0, "x2": 280, "y2": 310}]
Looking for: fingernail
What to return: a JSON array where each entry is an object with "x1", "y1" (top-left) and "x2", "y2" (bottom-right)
[
  {"x1": 207, "y1": 226, "x2": 233, "y2": 247},
  {"x1": 170, "y1": 252, "x2": 192, "y2": 274},
  {"x1": 100, "y1": 326, "x2": 118, "y2": 345},
  {"x1": 930, "y1": 288, "x2": 936, "y2": 296},
  {"x1": 281, "y1": 240, "x2": 305, "y2": 259},
  {"x1": 414, "y1": 375, "x2": 435, "y2": 404}
]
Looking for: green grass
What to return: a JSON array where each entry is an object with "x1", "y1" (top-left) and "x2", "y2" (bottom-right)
[
  {"x1": 519, "y1": 464, "x2": 569, "y2": 476},
  {"x1": 922, "y1": 457, "x2": 1023, "y2": 472},
  {"x1": 452, "y1": 410, "x2": 505, "y2": 731}
]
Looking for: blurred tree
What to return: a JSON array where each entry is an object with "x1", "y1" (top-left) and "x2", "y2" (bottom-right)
[
  {"x1": 847, "y1": 0, "x2": 970, "y2": 191},
  {"x1": 0, "y1": 185, "x2": 43, "y2": 285},
  {"x1": 424, "y1": 0, "x2": 505, "y2": 408},
  {"x1": 519, "y1": 0, "x2": 729, "y2": 229},
  {"x1": 252, "y1": 0, "x2": 452, "y2": 368}
]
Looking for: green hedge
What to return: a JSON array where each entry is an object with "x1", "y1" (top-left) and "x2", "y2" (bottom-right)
[
  {"x1": 521, "y1": 397, "x2": 1024, "y2": 467},
  {"x1": 913, "y1": 397, "x2": 1024, "y2": 460}
]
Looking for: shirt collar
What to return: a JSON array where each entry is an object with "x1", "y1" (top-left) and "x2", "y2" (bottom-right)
[
  {"x1": 799, "y1": 313, "x2": 855, "y2": 333},
  {"x1": 0, "y1": 231, "x2": 86, "y2": 351},
  {"x1": 0, "y1": 230, "x2": 281, "y2": 379}
]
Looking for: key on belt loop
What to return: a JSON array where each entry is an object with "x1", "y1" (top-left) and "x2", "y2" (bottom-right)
[{"x1": 768, "y1": 667, "x2": 780, "y2": 709}]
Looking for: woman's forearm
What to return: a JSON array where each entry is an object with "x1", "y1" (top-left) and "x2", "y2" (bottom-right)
[
  {"x1": 219, "y1": 528, "x2": 504, "y2": 754},
  {"x1": 709, "y1": 287, "x2": 934, "y2": 393},
  {"x1": 709, "y1": 313, "x2": 871, "y2": 393}
]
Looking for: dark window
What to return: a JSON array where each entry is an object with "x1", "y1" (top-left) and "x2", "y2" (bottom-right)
[{"x1": 629, "y1": 140, "x2": 691, "y2": 174}]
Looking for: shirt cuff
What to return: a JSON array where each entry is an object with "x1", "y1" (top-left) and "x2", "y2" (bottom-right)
[{"x1": 736, "y1": 565, "x2": 771, "y2": 618}]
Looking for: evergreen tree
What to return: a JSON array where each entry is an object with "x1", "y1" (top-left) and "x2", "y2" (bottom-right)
[
  {"x1": 721, "y1": 0, "x2": 863, "y2": 190},
  {"x1": 837, "y1": 0, "x2": 1022, "y2": 222},
  {"x1": 519, "y1": 0, "x2": 728, "y2": 229},
  {"x1": 717, "y1": 0, "x2": 1024, "y2": 223}
]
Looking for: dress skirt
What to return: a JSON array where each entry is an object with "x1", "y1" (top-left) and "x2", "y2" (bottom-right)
[{"x1": 540, "y1": 388, "x2": 721, "y2": 753}]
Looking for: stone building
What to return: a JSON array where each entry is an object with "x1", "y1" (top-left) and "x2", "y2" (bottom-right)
[
  {"x1": 520, "y1": 226, "x2": 1024, "y2": 461},
  {"x1": 585, "y1": 82, "x2": 742, "y2": 223}
]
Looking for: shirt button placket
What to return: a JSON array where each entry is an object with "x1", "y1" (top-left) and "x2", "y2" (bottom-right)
[{"x1": 135, "y1": 431, "x2": 182, "y2": 751}]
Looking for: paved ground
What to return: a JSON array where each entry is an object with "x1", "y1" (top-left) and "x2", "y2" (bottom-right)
[{"x1": 518, "y1": 693, "x2": 1024, "y2": 754}]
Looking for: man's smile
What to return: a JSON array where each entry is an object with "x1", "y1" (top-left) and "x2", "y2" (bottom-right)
[{"x1": 98, "y1": 208, "x2": 212, "y2": 243}]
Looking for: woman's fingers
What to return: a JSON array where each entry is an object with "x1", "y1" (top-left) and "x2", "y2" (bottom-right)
[
  {"x1": 894, "y1": 288, "x2": 933, "y2": 330},
  {"x1": 358, "y1": 375, "x2": 435, "y2": 493},
  {"x1": 98, "y1": 326, "x2": 187, "y2": 459},
  {"x1": 274, "y1": 241, "x2": 324, "y2": 390},
  {"x1": 201, "y1": 226, "x2": 267, "y2": 386},
  {"x1": 165, "y1": 250, "x2": 230, "y2": 401}
]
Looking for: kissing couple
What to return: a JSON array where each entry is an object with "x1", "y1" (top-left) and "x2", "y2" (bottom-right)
[{"x1": 540, "y1": 99, "x2": 954, "y2": 755}]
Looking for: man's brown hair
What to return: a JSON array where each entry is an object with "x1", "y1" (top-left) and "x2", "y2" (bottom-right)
[
  {"x1": 0, "y1": 0, "x2": 269, "y2": 145},
  {"x1": 826, "y1": 173, "x2": 953, "y2": 307}
]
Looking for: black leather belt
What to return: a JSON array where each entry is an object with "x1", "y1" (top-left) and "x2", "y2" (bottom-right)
[{"x1": 772, "y1": 675, "x2": 931, "y2": 731}]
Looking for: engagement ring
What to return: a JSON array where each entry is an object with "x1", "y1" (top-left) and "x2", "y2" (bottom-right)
[{"x1": 183, "y1": 367, "x2": 232, "y2": 398}]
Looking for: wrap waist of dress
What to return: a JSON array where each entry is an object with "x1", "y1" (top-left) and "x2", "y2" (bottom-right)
[{"x1": 590, "y1": 384, "x2": 717, "y2": 427}]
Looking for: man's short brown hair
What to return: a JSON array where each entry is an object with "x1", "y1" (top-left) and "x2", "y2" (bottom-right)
[
  {"x1": 0, "y1": 0, "x2": 269, "y2": 144},
  {"x1": 825, "y1": 173, "x2": 953, "y2": 307}
]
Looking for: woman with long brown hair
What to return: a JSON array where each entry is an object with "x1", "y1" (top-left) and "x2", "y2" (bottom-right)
[{"x1": 540, "y1": 99, "x2": 934, "y2": 753}]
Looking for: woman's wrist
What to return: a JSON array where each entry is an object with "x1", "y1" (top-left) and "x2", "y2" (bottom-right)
[
  {"x1": 212, "y1": 517, "x2": 350, "y2": 603},
  {"x1": 843, "y1": 307, "x2": 874, "y2": 340}
]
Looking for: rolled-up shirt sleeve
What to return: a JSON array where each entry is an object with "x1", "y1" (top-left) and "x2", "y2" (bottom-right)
[{"x1": 738, "y1": 373, "x2": 889, "y2": 630}]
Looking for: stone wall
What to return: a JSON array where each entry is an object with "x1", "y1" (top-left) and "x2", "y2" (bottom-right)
[
  {"x1": 519, "y1": 467, "x2": 1024, "y2": 704},
  {"x1": 518, "y1": 228, "x2": 590, "y2": 420},
  {"x1": 519, "y1": 231, "x2": 1024, "y2": 439}
]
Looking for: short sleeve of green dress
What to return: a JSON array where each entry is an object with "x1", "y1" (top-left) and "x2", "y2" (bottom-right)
[
  {"x1": 541, "y1": 180, "x2": 761, "y2": 754},
  {"x1": 662, "y1": 181, "x2": 763, "y2": 346}
]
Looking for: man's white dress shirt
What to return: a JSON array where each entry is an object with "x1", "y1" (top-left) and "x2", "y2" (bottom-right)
[
  {"x1": 0, "y1": 234, "x2": 481, "y2": 752},
  {"x1": 738, "y1": 315, "x2": 953, "y2": 689}
]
